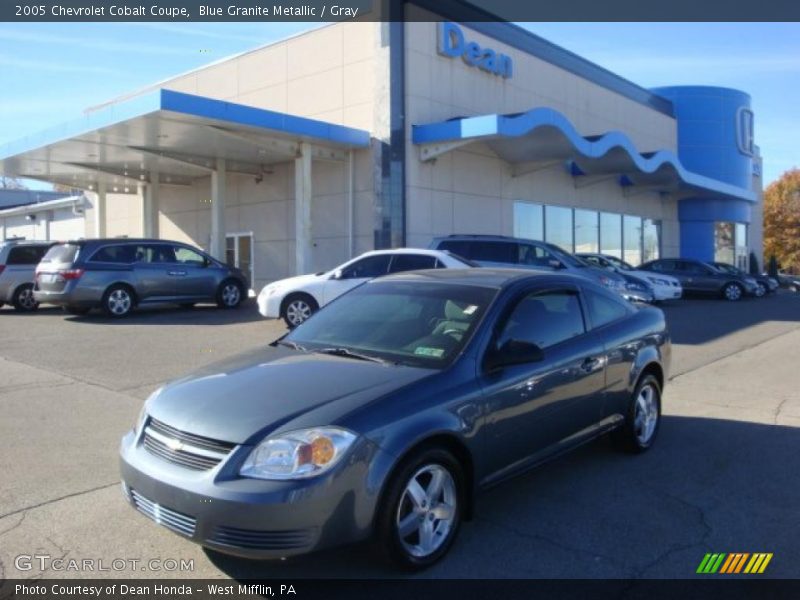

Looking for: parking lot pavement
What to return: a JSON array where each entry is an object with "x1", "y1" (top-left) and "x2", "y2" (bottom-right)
[{"x1": 0, "y1": 293, "x2": 798, "y2": 579}]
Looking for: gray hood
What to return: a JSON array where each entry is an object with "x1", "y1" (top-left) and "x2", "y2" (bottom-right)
[{"x1": 147, "y1": 347, "x2": 431, "y2": 444}]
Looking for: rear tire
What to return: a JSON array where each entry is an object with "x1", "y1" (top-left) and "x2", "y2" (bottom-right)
[
  {"x1": 12, "y1": 284, "x2": 38, "y2": 312},
  {"x1": 722, "y1": 282, "x2": 744, "y2": 301},
  {"x1": 376, "y1": 448, "x2": 464, "y2": 570},
  {"x1": 216, "y1": 280, "x2": 243, "y2": 309},
  {"x1": 281, "y1": 294, "x2": 318, "y2": 328},
  {"x1": 755, "y1": 282, "x2": 767, "y2": 298},
  {"x1": 102, "y1": 284, "x2": 135, "y2": 318},
  {"x1": 613, "y1": 374, "x2": 661, "y2": 454}
]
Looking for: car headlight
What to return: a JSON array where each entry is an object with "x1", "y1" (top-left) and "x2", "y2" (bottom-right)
[
  {"x1": 647, "y1": 277, "x2": 670, "y2": 286},
  {"x1": 240, "y1": 427, "x2": 357, "y2": 480}
]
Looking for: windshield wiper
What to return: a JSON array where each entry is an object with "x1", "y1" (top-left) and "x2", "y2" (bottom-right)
[
  {"x1": 314, "y1": 347, "x2": 393, "y2": 365},
  {"x1": 274, "y1": 339, "x2": 307, "y2": 352}
]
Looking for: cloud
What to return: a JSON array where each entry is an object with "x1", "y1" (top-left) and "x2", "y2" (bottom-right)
[
  {"x1": 0, "y1": 54, "x2": 118, "y2": 75},
  {"x1": 132, "y1": 23, "x2": 266, "y2": 44}
]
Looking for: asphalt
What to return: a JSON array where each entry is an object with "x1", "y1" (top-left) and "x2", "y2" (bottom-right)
[{"x1": 0, "y1": 292, "x2": 798, "y2": 579}]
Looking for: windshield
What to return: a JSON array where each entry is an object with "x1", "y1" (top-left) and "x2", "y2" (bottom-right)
[
  {"x1": 714, "y1": 263, "x2": 738, "y2": 275},
  {"x1": 284, "y1": 280, "x2": 497, "y2": 368},
  {"x1": 544, "y1": 243, "x2": 585, "y2": 268},
  {"x1": 604, "y1": 255, "x2": 634, "y2": 271}
]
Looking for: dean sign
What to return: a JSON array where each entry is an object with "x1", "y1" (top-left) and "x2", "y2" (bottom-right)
[{"x1": 437, "y1": 22, "x2": 513, "y2": 79}]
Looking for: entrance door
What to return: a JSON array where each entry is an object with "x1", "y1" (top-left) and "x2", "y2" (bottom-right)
[{"x1": 226, "y1": 233, "x2": 254, "y2": 288}]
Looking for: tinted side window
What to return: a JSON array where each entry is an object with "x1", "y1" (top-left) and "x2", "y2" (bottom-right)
[
  {"x1": 436, "y1": 240, "x2": 472, "y2": 258},
  {"x1": 469, "y1": 241, "x2": 518, "y2": 264},
  {"x1": 145, "y1": 244, "x2": 177, "y2": 264},
  {"x1": 585, "y1": 289, "x2": 630, "y2": 328},
  {"x1": 681, "y1": 261, "x2": 708, "y2": 275},
  {"x1": 518, "y1": 244, "x2": 552, "y2": 267},
  {"x1": 389, "y1": 254, "x2": 438, "y2": 273},
  {"x1": 90, "y1": 245, "x2": 135, "y2": 264},
  {"x1": 7, "y1": 246, "x2": 47, "y2": 265},
  {"x1": 341, "y1": 255, "x2": 391, "y2": 279},
  {"x1": 174, "y1": 246, "x2": 206, "y2": 266},
  {"x1": 651, "y1": 260, "x2": 675, "y2": 272},
  {"x1": 498, "y1": 291, "x2": 586, "y2": 349}
]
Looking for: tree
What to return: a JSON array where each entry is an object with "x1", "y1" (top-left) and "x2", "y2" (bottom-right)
[
  {"x1": 763, "y1": 168, "x2": 800, "y2": 274},
  {"x1": 0, "y1": 176, "x2": 26, "y2": 190}
]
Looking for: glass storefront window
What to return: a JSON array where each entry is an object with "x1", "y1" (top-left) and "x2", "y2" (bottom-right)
[
  {"x1": 600, "y1": 212, "x2": 622, "y2": 259},
  {"x1": 545, "y1": 205, "x2": 573, "y2": 253},
  {"x1": 574, "y1": 209, "x2": 599, "y2": 253},
  {"x1": 513, "y1": 202, "x2": 544, "y2": 241},
  {"x1": 623, "y1": 215, "x2": 642, "y2": 266},
  {"x1": 735, "y1": 223, "x2": 748, "y2": 271},
  {"x1": 714, "y1": 221, "x2": 735, "y2": 265},
  {"x1": 642, "y1": 218, "x2": 661, "y2": 263}
]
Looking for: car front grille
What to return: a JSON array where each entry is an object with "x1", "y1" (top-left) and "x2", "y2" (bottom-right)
[
  {"x1": 142, "y1": 418, "x2": 236, "y2": 471},
  {"x1": 128, "y1": 488, "x2": 196, "y2": 538},
  {"x1": 207, "y1": 525, "x2": 315, "y2": 550}
]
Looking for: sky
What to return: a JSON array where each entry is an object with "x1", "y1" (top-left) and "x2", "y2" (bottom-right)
[{"x1": 0, "y1": 22, "x2": 797, "y2": 190}]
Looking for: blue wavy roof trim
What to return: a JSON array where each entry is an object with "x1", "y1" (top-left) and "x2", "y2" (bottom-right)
[{"x1": 412, "y1": 107, "x2": 755, "y2": 203}]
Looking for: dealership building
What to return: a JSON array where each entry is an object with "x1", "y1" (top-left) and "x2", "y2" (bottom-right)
[{"x1": 0, "y1": 5, "x2": 762, "y2": 289}]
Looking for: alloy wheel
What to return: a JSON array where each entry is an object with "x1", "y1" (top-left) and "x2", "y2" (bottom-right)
[
  {"x1": 724, "y1": 284, "x2": 742, "y2": 301},
  {"x1": 107, "y1": 289, "x2": 132, "y2": 316},
  {"x1": 17, "y1": 287, "x2": 37, "y2": 310},
  {"x1": 286, "y1": 300, "x2": 312, "y2": 326},
  {"x1": 395, "y1": 464, "x2": 457, "y2": 558},
  {"x1": 221, "y1": 283, "x2": 241, "y2": 307},
  {"x1": 633, "y1": 383, "x2": 659, "y2": 445},
  {"x1": 755, "y1": 283, "x2": 766, "y2": 297}
]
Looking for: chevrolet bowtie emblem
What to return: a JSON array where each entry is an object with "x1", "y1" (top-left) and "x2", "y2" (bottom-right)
[{"x1": 165, "y1": 438, "x2": 184, "y2": 452}]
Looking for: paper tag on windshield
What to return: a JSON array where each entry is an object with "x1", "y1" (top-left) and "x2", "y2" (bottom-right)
[
  {"x1": 414, "y1": 346, "x2": 445, "y2": 358},
  {"x1": 463, "y1": 305, "x2": 478, "y2": 315}
]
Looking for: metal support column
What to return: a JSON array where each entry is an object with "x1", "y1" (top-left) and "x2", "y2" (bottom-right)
[
  {"x1": 210, "y1": 159, "x2": 226, "y2": 260},
  {"x1": 94, "y1": 180, "x2": 107, "y2": 238},
  {"x1": 143, "y1": 171, "x2": 160, "y2": 238},
  {"x1": 295, "y1": 142, "x2": 312, "y2": 275}
]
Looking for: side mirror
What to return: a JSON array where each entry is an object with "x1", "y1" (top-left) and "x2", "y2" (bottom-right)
[
  {"x1": 548, "y1": 259, "x2": 564, "y2": 270},
  {"x1": 486, "y1": 339, "x2": 544, "y2": 371},
  {"x1": 330, "y1": 269, "x2": 344, "y2": 280}
]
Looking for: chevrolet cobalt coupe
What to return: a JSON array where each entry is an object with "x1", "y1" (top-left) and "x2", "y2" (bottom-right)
[{"x1": 120, "y1": 269, "x2": 670, "y2": 568}]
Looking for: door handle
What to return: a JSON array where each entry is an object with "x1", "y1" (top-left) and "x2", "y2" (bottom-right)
[
  {"x1": 167, "y1": 270, "x2": 187, "y2": 277},
  {"x1": 580, "y1": 356, "x2": 605, "y2": 373}
]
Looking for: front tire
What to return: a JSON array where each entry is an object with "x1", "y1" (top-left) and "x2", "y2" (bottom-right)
[
  {"x1": 613, "y1": 374, "x2": 661, "y2": 453},
  {"x1": 216, "y1": 280, "x2": 243, "y2": 309},
  {"x1": 12, "y1": 284, "x2": 39, "y2": 312},
  {"x1": 722, "y1": 282, "x2": 744, "y2": 301},
  {"x1": 102, "y1": 285, "x2": 135, "y2": 318},
  {"x1": 281, "y1": 294, "x2": 318, "y2": 328},
  {"x1": 376, "y1": 448, "x2": 463, "y2": 570},
  {"x1": 754, "y1": 282, "x2": 767, "y2": 298}
]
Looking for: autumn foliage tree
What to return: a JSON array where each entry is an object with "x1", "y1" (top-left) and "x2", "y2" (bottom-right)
[{"x1": 763, "y1": 168, "x2": 800, "y2": 273}]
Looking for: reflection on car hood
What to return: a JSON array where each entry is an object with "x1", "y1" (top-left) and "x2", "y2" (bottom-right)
[
  {"x1": 264, "y1": 272, "x2": 326, "y2": 291},
  {"x1": 147, "y1": 347, "x2": 431, "y2": 444}
]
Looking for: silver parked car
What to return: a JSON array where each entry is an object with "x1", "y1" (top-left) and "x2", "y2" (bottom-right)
[
  {"x1": 33, "y1": 238, "x2": 248, "y2": 317},
  {"x1": 0, "y1": 240, "x2": 54, "y2": 312}
]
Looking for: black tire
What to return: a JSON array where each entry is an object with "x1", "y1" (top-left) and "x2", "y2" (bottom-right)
[
  {"x1": 102, "y1": 284, "x2": 135, "y2": 318},
  {"x1": 63, "y1": 305, "x2": 91, "y2": 316},
  {"x1": 376, "y1": 447, "x2": 464, "y2": 570},
  {"x1": 12, "y1": 283, "x2": 39, "y2": 312},
  {"x1": 613, "y1": 374, "x2": 662, "y2": 454},
  {"x1": 721, "y1": 282, "x2": 744, "y2": 302},
  {"x1": 216, "y1": 279, "x2": 243, "y2": 309},
  {"x1": 755, "y1": 282, "x2": 767, "y2": 298},
  {"x1": 281, "y1": 293, "x2": 318, "y2": 328}
]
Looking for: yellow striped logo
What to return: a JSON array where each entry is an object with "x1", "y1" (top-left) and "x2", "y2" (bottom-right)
[{"x1": 697, "y1": 552, "x2": 773, "y2": 574}]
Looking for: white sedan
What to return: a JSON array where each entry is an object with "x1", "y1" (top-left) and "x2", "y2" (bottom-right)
[
  {"x1": 577, "y1": 253, "x2": 683, "y2": 301},
  {"x1": 257, "y1": 248, "x2": 476, "y2": 327}
]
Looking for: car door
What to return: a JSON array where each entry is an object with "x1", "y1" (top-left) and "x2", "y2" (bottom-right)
[
  {"x1": 170, "y1": 244, "x2": 218, "y2": 300},
  {"x1": 680, "y1": 261, "x2": 717, "y2": 293},
  {"x1": 322, "y1": 254, "x2": 391, "y2": 305},
  {"x1": 479, "y1": 286, "x2": 607, "y2": 477},
  {"x1": 133, "y1": 244, "x2": 177, "y2": 300}
]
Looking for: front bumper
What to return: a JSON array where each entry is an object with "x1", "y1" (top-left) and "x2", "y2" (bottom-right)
[
  {"x1": 119, "y1": 428, "x2": 381, "y2": 559},
  {"x1": 652, "y1": 285, "x2": 683, "y2": 301},
  {"x1": 256, "y1": 289, "x2": 282, "y2": 318}
]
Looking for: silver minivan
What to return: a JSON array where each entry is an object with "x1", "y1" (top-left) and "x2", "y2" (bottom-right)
[
  {"x1": 0, "y1": 240, "x2": 54, "y2": 311},
  {"x1": 34, "y1": 238, "x2": 248, "y2": 317}
]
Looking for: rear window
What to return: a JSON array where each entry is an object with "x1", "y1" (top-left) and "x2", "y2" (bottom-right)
[
  {"x1": 6, "y1": 245, "x2": 49, "y2": 265},
  {"x1": 40, "y1": 243, "x2": 80, "y2": 265}
]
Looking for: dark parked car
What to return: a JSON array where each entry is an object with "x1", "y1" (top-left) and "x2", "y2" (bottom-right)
[
  {"x1": 711, "y1": 262, "x2": 778, "y2": 298},
  {"x1": 639, "y1": 258, "x2": 758, "y2": 301},
  {"x1": 34, "y1": 238, "x2": 248, "y2": 317},
  {"x1": 0, "y1": 240, "x2": 54, "y2": 311},
  {"x1": 120, "y1": 269, "x2": 670, "y2": 568}
]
